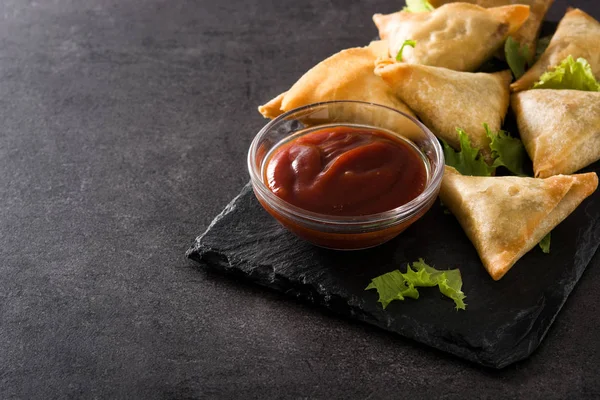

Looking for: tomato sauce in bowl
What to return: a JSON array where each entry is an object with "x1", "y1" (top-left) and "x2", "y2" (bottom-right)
[{"x1": 265, "y1": 126, "x2": 428, "y2": 216}]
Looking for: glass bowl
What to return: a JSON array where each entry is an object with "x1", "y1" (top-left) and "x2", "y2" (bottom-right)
[{"x1": 247, "y1": 101, "x2": 444, "y2": 250}]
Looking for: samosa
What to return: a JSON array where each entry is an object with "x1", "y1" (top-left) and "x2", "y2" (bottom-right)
[
  {"x1": 258, "y1": 41, "x2": 413, "y2": 119},
  {"x1": 440, "y1": 166, "x2": 598, "y2": 280},
  {"x1": 373, "y1": 3, "x2": 530, "y2": 71},
  {"x1": 374, "y1": 61, "x2": 511, "y2": 153},
  {"x1": 428, "y1": 0, "x2": 553, "y2": 55},
  {"x1": 512, "y1": 89, "x2": 600, "y2": 178}
]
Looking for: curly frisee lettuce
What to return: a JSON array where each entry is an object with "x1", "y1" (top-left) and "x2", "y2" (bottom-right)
[{"x1": 365, "y1": 259, "x2": 467, "y2": 310}]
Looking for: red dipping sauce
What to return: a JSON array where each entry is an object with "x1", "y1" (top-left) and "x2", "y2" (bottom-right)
[{"x1": 264, "y1": 126, "x2": 427, "y2": 216}]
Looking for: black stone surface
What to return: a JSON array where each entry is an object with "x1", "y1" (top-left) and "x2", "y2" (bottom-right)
[
  {"x1": 2, "y1": 0, "x2": 600, "y2": 398},
  {"x1": 188, "y1": 158, "x2": 600, "y2": 368}
]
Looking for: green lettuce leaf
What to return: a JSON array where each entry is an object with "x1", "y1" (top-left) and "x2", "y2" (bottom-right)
[
  {"x1": 401, "y1": 262, "x2": 438, "y2": 287},
  {"x1": 365, "y1": 259, "x2": 467, "y2": 310},
  {"x1": 535, "y1": 35, "x2": 552, "y2": 60},
  {"x1": 436, "y1": 270, "x2": 467, "y2": 310},
  {"x1": 396, "y1": 39, "x2": 417, "y2": 61},
  {"x1": 539, "y1": 231, "x2": 551, "y2": 254},
  {"x1": 442, "y1": 128, "x2": 494, "y2": 177},
  {"x1": 533, "y1": 56, "x2": 600, "y2": 91},
  {"x1": 413, "y1": 260, "x2": 466, "y2": 309},
  {"x1": 411, "y1": 258, "x2": 443, "y2": 280},
  {"x1": 403, "y1": 0, "x2": 434, "y2": 12},
  {"x1": 401, "y1": 283, "x2": 420, "y2": 300},
  {"x1": 439, "y1": 199, "x2": 452, "y2": 215},
  {"x1": 505, "y1": 36, "x2": 532, "y2": 79},
  {"x1": 365, "y1": 270, "x2": 417, "y2": 308},
  {"x1": 485, "y1": 124, "x2": 528, "y2": 176}
]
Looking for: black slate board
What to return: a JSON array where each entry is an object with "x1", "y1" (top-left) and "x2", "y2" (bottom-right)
[
  {"x1": 187, "y1": 19, "x2": 600, "y2": 368},
  {"x1": 188, "y1": 160, "x2": 600, "y2": 368}
]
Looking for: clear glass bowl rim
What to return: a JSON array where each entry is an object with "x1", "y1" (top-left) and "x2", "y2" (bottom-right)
[{"x1": 247, "y1": 100, "x2": 445, "y2": 227}]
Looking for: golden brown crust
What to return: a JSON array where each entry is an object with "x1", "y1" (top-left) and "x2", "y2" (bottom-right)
[
  {"x1": 428, "y1": 0, "x2": 554, "y2": 55},
  {"x1": 511, "y1": 90, "x2": 600, "y2": 178},
  {"x1": 257, "y1": 92, "x2": 286, "y2": 119},
  {"x1": 372, "y1": 3, "x2": 529, "y2": 71},
  {"x1": 440, "y1": 166, "x2": 598, "y2": 280},
  {"x1": 257, "y1": 41, "x2": 413, "y2": 119},
  {"x1": 511, "y1": 9, "x2": 600, "y2": 92},
  {"x1": 374, "y1": 62, "x2": 511, "y2": 154}
]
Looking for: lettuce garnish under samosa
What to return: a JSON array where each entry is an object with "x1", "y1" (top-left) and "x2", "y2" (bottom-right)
[
  {"x1": 403, "y1": 0, "x2": 435, "y2": 12},
  {"x1": 486, "y1": 124, "x2": 528, "y2": 176},
  {"x1": 505, "y1": 32, "x2": 552, "y2": 79},
  {"x1": 505, "y1": 36, "x2": 532, "y2": 79},
  {"x1": 442, "y1": 125, "x2": 528, "y2": 177},
  {"x1": 539, "y1": 232, "x2": 551, "y2": 253},
  {"x1": 442, "y1": 129, "x2": 494, "y2": 177},
  {"x1": 535, "y1": 35, "x2": 552, "y2": 60},
  {"x1": 366, "y1": 259, "x2": 466, "y2": 310},
  {"x1": 533, "y1": 56, "x2": 600, "y2": 91}
]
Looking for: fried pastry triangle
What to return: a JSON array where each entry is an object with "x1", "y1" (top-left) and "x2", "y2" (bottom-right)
[
  {"x1": 373, "y1": 3, "x2": 530, "y2": 71},
  {"x1": 512, "y1": 9, "x2": 600, "y2": 92},
  {"x1": 374, "y1": 61, "x2": 511, "y2": 153},
  {"x1": 258, "y1": 41, "x2": 413, "y2": 119},
  {"x1": 512, "y1": 89, "x2": 600, "y2": 178},
  {"x1": 440, "y1": 166, "x2": 598, "y2": 280},
  {"x1": 428, "y1": 0, "x2": 553, "y2": 55}
]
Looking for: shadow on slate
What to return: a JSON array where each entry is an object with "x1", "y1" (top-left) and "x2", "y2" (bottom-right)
[{"x1": 187, "y1": 164, "x2": 600, "y2": 369}]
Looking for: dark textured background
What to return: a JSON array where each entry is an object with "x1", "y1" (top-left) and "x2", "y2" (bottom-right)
[{"x1": 1, "y1": 0, "x2": 598, "y2": 398}]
